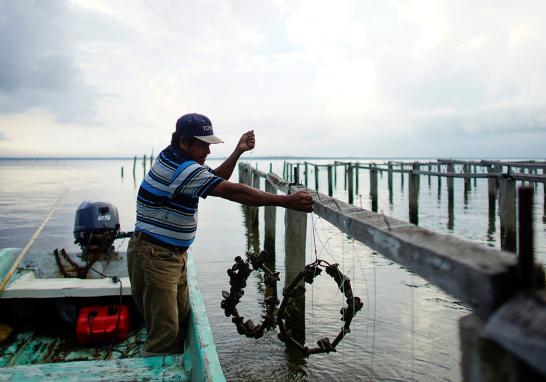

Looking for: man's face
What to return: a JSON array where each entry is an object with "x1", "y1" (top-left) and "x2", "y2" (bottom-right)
[{"x1": 181, "y1": 138, "x2": 211, "y2": 165}]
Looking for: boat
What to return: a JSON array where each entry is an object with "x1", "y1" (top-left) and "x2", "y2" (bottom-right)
[{"x1": 0, "y1": 201, "x2": 225, "y2": 381}]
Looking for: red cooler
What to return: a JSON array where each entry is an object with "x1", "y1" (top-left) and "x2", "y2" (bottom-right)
[{"x1": 76, "y1": 304, "x2": 130, "y2": 345}]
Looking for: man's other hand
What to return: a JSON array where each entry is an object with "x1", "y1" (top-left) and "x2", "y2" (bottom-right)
[
  {"x1": 237, "y1": 130, "x2": 255, "y2": 153},
  {"x1": 286, "y1": 191, "x2": 313, "y2": 212}
]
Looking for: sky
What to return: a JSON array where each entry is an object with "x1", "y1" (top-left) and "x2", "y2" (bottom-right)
[{"x1": 0, "y1": 0, "x2": 545, "y2": 158}]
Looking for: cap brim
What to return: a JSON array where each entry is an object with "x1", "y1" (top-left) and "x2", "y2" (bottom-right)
[{"x1": 194, "y1": 135, "x2": 224, "y2": 144}]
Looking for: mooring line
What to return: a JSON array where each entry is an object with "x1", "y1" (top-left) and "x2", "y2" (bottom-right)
[{"x1": 0, "y1": 188, "x2": 68, "y2": 295}]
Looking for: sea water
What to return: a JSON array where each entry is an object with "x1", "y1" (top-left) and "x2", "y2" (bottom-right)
[{"x1": 0, "y1": 158, "x2": 544, "y2": 381}]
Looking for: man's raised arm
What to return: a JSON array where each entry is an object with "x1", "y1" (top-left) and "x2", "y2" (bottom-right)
[{"x1": 214, "y1": 130, "x2": 255, "y2": 180}]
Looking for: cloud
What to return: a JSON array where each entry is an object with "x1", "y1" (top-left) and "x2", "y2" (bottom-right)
[
  {"x1": 0, "y1": 0, "x2": 124, "y2": 124},
  {"x1": 1, "y1": 0, "x2": 546, "y2": 157}
]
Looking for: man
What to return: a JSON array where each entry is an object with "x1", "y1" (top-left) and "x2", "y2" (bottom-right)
[{"x1": 127, "y1": 113, "x2": 313, "y2": 355}]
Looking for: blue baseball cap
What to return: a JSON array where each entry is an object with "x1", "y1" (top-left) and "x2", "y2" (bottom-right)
[{"x1": 175, "y1": 113, "x2": 224, "y2": 144}]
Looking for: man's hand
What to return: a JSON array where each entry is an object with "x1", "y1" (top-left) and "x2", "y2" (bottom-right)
[
  {"x1": 236, "y1": 130, "x2": 255, "y2": 153},
  {"x1": 285, "y1": 191, "x2": 313, "y2": 212}
]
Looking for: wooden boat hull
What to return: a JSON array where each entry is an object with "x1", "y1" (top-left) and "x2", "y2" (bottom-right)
[{"x1": 0, "y1": 248, "x2": 225, "y2": 382}]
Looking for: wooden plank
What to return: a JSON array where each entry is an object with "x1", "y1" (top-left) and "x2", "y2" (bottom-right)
[
  {"x1": 1, "y1": 271, "x2": 132, "y2": 298},
  {"x1": 484, "y1": 291, "x2": 546, "y2": 376},
  {"x1": 259, "y1": 167, "x2": 542, "y2": 319}
]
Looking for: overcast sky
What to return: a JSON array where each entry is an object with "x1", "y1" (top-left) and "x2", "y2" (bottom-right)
[{"x1": 1, "y1": 0, "x2": 545, "y2": 158}]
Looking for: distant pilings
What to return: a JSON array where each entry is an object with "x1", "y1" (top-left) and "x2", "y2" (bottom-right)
[
  {"x1": 280, "y1": 158, "x2": 546, "y2": 254},
  {"x1": 240, "y1": 160, "x2": 546, "y2": 379}
]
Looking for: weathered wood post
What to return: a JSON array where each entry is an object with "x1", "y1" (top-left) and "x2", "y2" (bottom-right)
[
  {"x1": 494, "y1": 163, "x2": 502, "y2": 188},
  {"x1": 251, "y1": 171, "x2": 261, "y2": 228},
  {"x1": 121, "y1": 166, "x2": 124, "y2": 179},
  {"x1": 355, "y1": 163, "x2": 360, "y2": 195},
  {"x1": 238, "y1": 163, "x2": 243, "y2": 183},
  {"x1": 150, "y1": 153, "x2": 154, "y2": 168},
  {"x1": 264, "y1": 178, "x2": 277, "y2": 257},
  {"x1": 387, "y1": 162, "x2": 393, "y2": 205},
  {"x1": 370, "y1": 166, "x2": 378, "y2": 212},
  {"x1": 428, "y1": 164, "x2": 432, "y2": 187},
  {"x1": 327, "y1": 165, "x2": 333, "y2": 196},
  {"x1": 347, "y1": 163, "x2": 354, "y2": 205},
  {"x1": 518, "y1": 185, "x2": 535, "y2": 289},
  {"x1": 284, "y1": 190, "x2": 307, "y2": 343},
  {"x1": 437, "y1": 163, "x2": 442, "y2": 201},
  {"x1": 314, "y1": 165, "x2": 319, "y2": 191},
  {"x1": 473, "y1": 165, "x2": 478, "y2": 187},
  {"x1": 459, "y1": 314, "x2": 521, "y2": 382},
  {"x1": 543, "y1": 166, "x2": 546, "y2": 223},
  {"x1": 304, "y1": 162, "x2": 308, "y2": 186},
  {"x1": 447, "y1": 163, "x2": 455, "y2": 230},
  {"x1": 499, "y1": 176, "x2": 517, "y2": 252},
  {"x1": 487, "y1": 165, "x2": 498, "y2": 237},
  {"x1": 400, "y1": 163, "x2": 405, "y2": 190},
  {"x1": 464, "y1": 164, "x2": 472, "y2": 202},
  {"x1": 333, "y1": 162, "x2": 337, "y2": 188},
  {"x1": 409, "y1": 162, "x2": 419, "y2": 225},
  {"x1": 344, "y1": 163, "x2": 348, "y2": 191},
  {"x1": 143, "y1": 154, "x2": 147, "y2": 177},
  {"x1": 132, "y1": 155, "x2": 137, "y2": 179}
]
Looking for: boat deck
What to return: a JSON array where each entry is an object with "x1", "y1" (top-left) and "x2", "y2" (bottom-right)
[{"x1": 0, "y1": 325, "x2": 147, "y2": 367}]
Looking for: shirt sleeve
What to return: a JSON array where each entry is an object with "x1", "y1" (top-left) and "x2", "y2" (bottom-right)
[{"x1": 172, "y1": 162, "x2": 223, "y2": 199}]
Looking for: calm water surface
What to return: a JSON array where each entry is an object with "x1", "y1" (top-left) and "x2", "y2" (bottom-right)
[{"x1": 0, "y1": 158, "x2": 544, "y2": 382}]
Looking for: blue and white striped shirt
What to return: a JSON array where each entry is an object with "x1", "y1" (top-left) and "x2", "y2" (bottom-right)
[{"x1": 134, "y1": 145, "x2": 223, "y2": 248}]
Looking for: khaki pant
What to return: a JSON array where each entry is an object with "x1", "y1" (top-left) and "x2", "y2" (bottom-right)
[{"x1": 127, "y1": 235, "x2": 189, "y2": 355}]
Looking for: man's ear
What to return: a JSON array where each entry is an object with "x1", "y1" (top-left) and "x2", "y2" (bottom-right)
[{"x1": 179, "y1": 136, "x2": 188, "y2": 150}]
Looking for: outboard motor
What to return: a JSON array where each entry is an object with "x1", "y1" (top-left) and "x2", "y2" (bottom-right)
[{"x1": 73, "y1": 201, "x2": 131, "y2": 256}]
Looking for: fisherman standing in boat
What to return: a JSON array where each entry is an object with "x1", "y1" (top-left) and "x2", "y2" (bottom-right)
[{"x1": 127, "y1": 113, "x2": 313, "y2": 356}]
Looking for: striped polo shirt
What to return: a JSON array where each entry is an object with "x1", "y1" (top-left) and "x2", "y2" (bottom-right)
[{"x1": 134, "y1": 145, "x2": 223, "y2": 248}]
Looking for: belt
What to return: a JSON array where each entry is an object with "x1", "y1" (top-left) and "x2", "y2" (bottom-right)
[{"x1": 133, "y1": 231, "x2": 188, "y2": 253}]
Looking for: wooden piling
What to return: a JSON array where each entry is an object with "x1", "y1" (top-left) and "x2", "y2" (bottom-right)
[
  {"x1": 427, "y1": 164, "x2": 431, "y2": 187},
  {"x1": 518, "y1": 186, "x2": 535, "y2": 289},
  {"x1": 355, "y1": 163, "x2": 360, "y2": 195},
  {"x1": 387, "y1": 162, "x2": 393, "y2": 205},
  {"x1": 487, "y1": 165, "x2": 497, "y2": 237},
  {"x1": 409, "y1": 163, "x2": 419, "y2": 225},
  {"x1": 238, "y1": 163, "x2": 244, "y2": 183},
  {"x1": 542, "y1": 167, "x2": 546, "y2": 223},
  {"x1": 304, "y1": 162, "x2": 308, "y2": 186},
  {"x1": 264, "y1": 179, "x2": 277, "y2": 256},
  {"x1": 121, "y1": 166, "x2": 124, "y2": 178},
  {"x1": 499, "y1": 177, "x2": 517, "y2": 252},
  {"x1": 284, "y1": 205, "x2": 307, "y2": 343},
  {"x1": 314, "y1": 165, "x2": 319, "y2": 191},
  {"x1": 344, "y1": 163, "x2": 348, "y2": 191},
  {"x1": 370, "y1": 166, "x2": 378, "y2": 212},
  {"x1": 250, "y1": 172, "x2": 260, "y2": 229},
  {"x1": 132, "y1": 156, "x2": 137, "y2": 178},
  {"x1": 347, "y1": 164, "x2": 354, "y2": 205},
  {"x1": 143, "y1": 154, "x2": 147, "y2": 177},
  {"x1": 437, "y1": 164, "x2": 442, "y2": 201},
  {"x1": 327, "y1": 165, "x2": 333, "y2": 196},
  {"x1": 447, "y1": 163, "x2": 455, "y2": 230},
  {"x1": 400, "y1": 163, "x2": 405, "y2": 190},
  {"x1": 464, "y1": 164, "x2": 472, "y2": 193}
]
